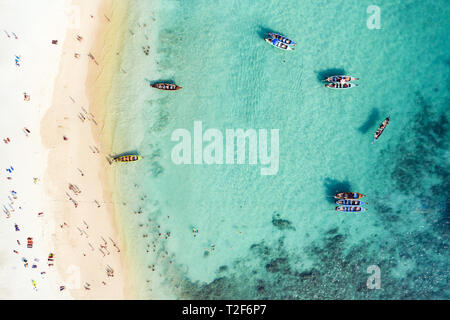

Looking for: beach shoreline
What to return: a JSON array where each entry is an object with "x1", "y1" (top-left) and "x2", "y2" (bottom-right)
[
  {"x1": 0, "y1": 0, "x2": 76, "y2": 299},
  {"x1": 40, "y1": 0, "x2": 136, "y2": 299}
]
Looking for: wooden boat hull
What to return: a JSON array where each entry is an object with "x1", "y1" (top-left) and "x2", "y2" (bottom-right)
[
  {"x1": 114, "y1": 155, "x2": 141, "y2": 162},
  {"x1": 268, "y1": 32, "x2": 296, "y2": 46},
  {"x1": 324, "y1": 75, "x2": 359, "y2": 83},
  {"x1": 336, "y1": 206, "x2": 366, "y2": 212},
  {"x1": 151, "y1": 83, "x2": 182, "y2": 90},
  {"x1": 373, "y1": 117, "x2": 390, "y2": 143},
  {"x1": 335, "y1": 199, "x2": 366, "y2": 206},
  {"x1": 264, "y1": 38, "x2": 294, "y2": 51},
  {"x1": 325, "y1": 82, "x2": 357, "y2": 89},
  {"x1": 334, "y1": 192, "x2": 366, "y2": 200}
]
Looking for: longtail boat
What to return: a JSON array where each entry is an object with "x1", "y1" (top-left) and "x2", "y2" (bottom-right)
[
  {"x1": 335, "y1": 199, "x2": 366, "y2": 206},
  {"x1": 151, "y1": 83, "x2": 182, "y2": 91},
  {"x1": 264, "y1": 37, "x2": 294, "y2": 51},
  {"x1": 334, "y1": 192, "x2": 366, "y2": 200},
  {"x1": 325, "y1": 82, "x2": 357, "y2": 89},
  {"x1": 267, "y1": 32, "x2": 296, "y2": 46},
  {"x1": 113, "y1": 155, "x2": 141, "y2": 162},
  {"x1": 324, "y1": 75, "x2": 359, "y2": 83},
  {"x1": 372, "y1": 117, "x2": 390, "y2": 144},
  {"x1": 336, "y1": 206, "x2": 367, "y2": 212}
]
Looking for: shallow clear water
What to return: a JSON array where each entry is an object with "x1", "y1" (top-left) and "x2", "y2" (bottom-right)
[{"x1": 109, "y1": 0, "x2": 449, "y2": 299}]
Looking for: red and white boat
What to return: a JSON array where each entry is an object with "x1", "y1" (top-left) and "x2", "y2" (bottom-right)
[{"x1": 325, "y1": 82, "x2": 357, "y2": 89}]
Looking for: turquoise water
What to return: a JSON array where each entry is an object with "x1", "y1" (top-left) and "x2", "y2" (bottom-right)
[{"x1": 109, "y1": 0, "x2": 449, "y2": 299}]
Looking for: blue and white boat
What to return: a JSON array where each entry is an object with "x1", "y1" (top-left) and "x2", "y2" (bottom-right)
[
  {"x1": 268, "y1": 32, "x2": 296, "y2": 46},
  {"x1": 335, "y1": 199, "x2": 366, "y2": 206},
  {"x1": 336, "y1": 206, "x2": 367, "y2": 212},
  {"x1": 264, "y1": 37, "x2": 294, "y2": 51}
]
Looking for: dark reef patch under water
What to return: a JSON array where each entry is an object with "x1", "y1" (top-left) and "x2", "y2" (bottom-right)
[
  {"x1": 386, "y1": 92, "x2": 449, "y2": 235},
  {"x1": 148, "y1": 92, "x2": 450, "y2": 300},
  {"x1": 169, "y1": 234, "x2": 401, "y2": 299},
  {"x1": 272, "y1": 213, "x2": 295, "y2": 231},
  {"x1": 168, "y1": 225, "x2": 448, "y2": 299}
]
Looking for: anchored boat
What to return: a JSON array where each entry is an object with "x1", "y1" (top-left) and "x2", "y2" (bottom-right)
[
  {"x1": 372, "y1": 117, "x2": 390, "y2": 143},
  {"x1": 267, "y1": 32, "x2": 296, "y2": 46},
  {"x1": 334, "y1": 192, "x2": 366, "y2": 200},
  {"x1": 335, "y1": 199, "x2": 366, "y2": 206},
  {"x1": 336, "y1": 206, "x2": 367, "y2": 212},
  {"x1": 113, "y1": 155, "x2": 141, "y2": 162},
  {"x1": 325, "y1": 82, "x2": 357, "y2": 89},
  {"x1": 264, "y1": 37, "x2": 294, "y2": 51},
  {"x1": 324, "y1": 75, "x2": 359, "y2": 83},
  {"x1": 151, "y1": 83, "x2": 182, "y2": 91}
]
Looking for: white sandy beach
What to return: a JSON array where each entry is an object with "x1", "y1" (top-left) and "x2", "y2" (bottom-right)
[{"x1": 0, "y1": 0, "x2": 134, "y2": 299}]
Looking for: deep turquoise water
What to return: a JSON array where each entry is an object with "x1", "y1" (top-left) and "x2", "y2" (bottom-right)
[{"x1": 108, "y1": 0, "x2": 449, "y2": 299}]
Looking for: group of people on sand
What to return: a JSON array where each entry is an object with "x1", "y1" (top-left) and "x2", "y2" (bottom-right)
[
  {"x1": 4, "y1": 30, "x2": 18, "y2": 39},
  {"x1": 2, "y1": 186, "x2": 52, "y2": 292},
  {"x1": 1, "y1": 26, "x2": 124, "y2": 295},
  {"x1": 4, "y1": 157, "x2": 51, "y2": 287}
]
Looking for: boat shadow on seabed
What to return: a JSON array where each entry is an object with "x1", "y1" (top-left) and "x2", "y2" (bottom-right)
[
  {"x1": 257, "y1": 26, "x2": 278, "y2": 40},
  {"x1": 358, "y1": 108, "x2": 380, "y2": 133},
  {"x1": 323, "y1": 178, "x2": 352, "y2": 203},
  {"x1": 145, "y1": 78, "x2": 177, "y2": 86},
  {"x1": 316, "y1": 68, "x2": 346, "y2": 83}
]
